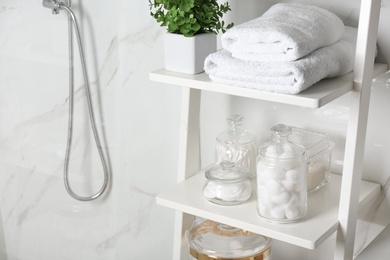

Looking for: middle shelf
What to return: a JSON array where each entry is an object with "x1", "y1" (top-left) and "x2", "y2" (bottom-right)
[
  {"x1": 149, "y1": 63, "x2": 388, "y2": 109},
  {"x1": 156, "y1": 172, "x2": 380, "y2": 250}
]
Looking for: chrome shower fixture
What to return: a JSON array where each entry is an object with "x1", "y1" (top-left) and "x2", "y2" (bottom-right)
[
  {"x1": 42, "y1": 0, "x2": 63, "y2": 14},
  {"x1": 42, "y1": 0, "x2": 110, "y2": 201}
]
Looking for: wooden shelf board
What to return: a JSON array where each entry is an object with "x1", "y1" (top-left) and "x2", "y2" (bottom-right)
[
  {"x1": 156, "y1": 173, "x2": 380, "y2": 250},
  {"x1": 150, "y1": 63, "x2": 387, "y2": 109}
]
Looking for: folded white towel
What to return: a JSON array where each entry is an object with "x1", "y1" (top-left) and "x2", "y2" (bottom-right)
[
  {"x1": 221, "y1": 3, "x2": 345, "y2": 62},
  {"x1": 205, "y1": 26, "x2": 357, "y2": 94}
]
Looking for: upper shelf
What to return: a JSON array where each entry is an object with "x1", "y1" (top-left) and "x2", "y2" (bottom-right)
[
  {"x1": 156, "y1": 173, "x2": 380, "y2": 250},
  {"x1": 150, "y1": 63, "x2": 388, "y2": 108}
]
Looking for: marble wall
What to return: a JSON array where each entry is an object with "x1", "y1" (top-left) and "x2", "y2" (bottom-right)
[
  {"x1": 0, "y1": 0, "x2": 180, "y2": 259},
  {"x1": 0, "y1": 0, "x2": 390, "y2": 259}
]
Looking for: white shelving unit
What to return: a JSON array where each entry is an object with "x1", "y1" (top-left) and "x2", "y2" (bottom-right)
[{"x1": 150, "y1": 0, "x2": 387, "y2": 259}]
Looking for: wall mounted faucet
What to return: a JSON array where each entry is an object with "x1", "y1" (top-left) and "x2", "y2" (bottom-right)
[{"x1": 42, "y1": 0, "x2": 62, "y2": 14}]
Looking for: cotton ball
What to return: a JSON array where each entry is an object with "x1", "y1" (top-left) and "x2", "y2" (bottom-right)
[
  {"x1": 203, "y1": 182, "x2": 218, "y2": 198},
  {"x1": 285, "y1": 194, "x2": 301, "y2": 219},
  {"x1": 258, "y1": 203, "x2": 272, "y2": 219},
  {"x1": 258, "y1": 187, "x2": 274, "y2": 208},
  {"x1": 266, "y1": 179, "x2": 284, "y2": 196},
  {"x1": 279, "y1": 145, "x2": 295, "y2": 159},
  {"x1": 283, "y1": 143, "x2": 294, "y2": 154},
  {"x1": 257, "y1": 183, "x2": 266, "y2": 191},
  {"x1": 257, "y1": 162, "x2": 268, "y2": 173},
  {"x1": 286, "y1": 193, "x2": 299, "y2": 208},
  {"x1": 279, "y1": 152, "x2": 294, "y2": 159},
  {"x1": 270, "y1": 205, "x2": 286, "y2": 220},
  {"x1": 258, "y1": 164, "x2": 284, "y2": 180},
  {"x1": 285, "y1": 168, "x2": 301, "y2": 184},
  {"x1": 270, "y1": 166, "x2": 285, "y2": 180},
  {"x1": 213, "y1": 183, "x2": 225, "y2": 199},
  {"x1": 257, "y1": 162, "x2": 274, "y2": 182},
  {"x1": 281, "y1": 178, "x2": 296, "y2": 192},
  {"x1": 265, "y1": 144, "x2": 278, "y2": 158},
  {"x1": 285, "y1": 207, "x2": 300, "y2": 219},
  {"x1": 271, "y1": 191, "x2": 290, "y2": 205},
  {"x1": 219, "y1": 183, "x2": 243, "y2": 201}
]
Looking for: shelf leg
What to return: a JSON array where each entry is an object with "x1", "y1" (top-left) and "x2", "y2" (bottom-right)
[
  {"x1": 172, "y1": 88, "x2": 201, "y2": 260},
  {"x1": 335, "y1": 0, "x2": 382, "y2": 259}
]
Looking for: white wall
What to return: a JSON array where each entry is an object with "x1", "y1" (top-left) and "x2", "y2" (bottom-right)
[{"x1": 0, "y1": 0, "x2": 390, "y2": 259}]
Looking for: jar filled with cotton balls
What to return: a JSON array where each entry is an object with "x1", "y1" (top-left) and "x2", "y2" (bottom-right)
[
  {"x1": 203, "y1": 161, "x2": 252, "y2": 205},
  {"x1": 216, "y1": 114, "x2": 257, "y2": 178},
  {"x1": 256, "y1": 124, "x2": 307, "y2": 223}
]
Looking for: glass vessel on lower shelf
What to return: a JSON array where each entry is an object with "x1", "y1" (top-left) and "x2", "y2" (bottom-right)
[
  {"x1": 186, "y1": 218, "x2": 272, "y2": 260},
  {"x1": 216, "y1": 114, "x2": 257, "y2": 178},
  {"x1": 256, "y1": 124, "x2": 307, "y2": 223},
  {"x1": 203, "y1": 161, "x2": 252, "y2": 205}
]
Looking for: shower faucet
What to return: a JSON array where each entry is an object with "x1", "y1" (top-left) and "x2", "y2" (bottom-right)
[{"x1": 42, "y1": 0, "x2": 62, "y2": 14}]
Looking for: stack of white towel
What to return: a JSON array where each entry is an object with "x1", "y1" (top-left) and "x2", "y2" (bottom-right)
[{"x1": 204, "y1": 3, "x2": 357, "y2": 94}]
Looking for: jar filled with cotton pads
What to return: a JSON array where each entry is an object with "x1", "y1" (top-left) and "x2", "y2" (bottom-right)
[
  {"x1": 186, "y1": 218, "x2": 272, "y2": 260},
  {"x1": 288, "y1": 126, "x2": 335, "y2": 194},
  {"x1": 203, "y1": 161, "x2": 252, "y2": 205},
  {"x1": 256, "y1": 124, "x2": 307, "y2": 223},
  {"x1": 216, "y1": 114, "x2": 257, "y2": 178}
]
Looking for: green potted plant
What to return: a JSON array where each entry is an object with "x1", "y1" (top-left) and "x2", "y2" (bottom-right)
[{"x1": 149, "y1": 0, "x2": 234, "y2": 74}]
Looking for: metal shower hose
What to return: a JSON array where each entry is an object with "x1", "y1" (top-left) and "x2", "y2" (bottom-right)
[{"x1": 59, "y1": 2, "x2": 109, "y2": 201}]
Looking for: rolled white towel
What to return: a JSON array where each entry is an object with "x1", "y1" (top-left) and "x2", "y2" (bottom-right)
[
  {"x1": 205, "y1": 26, "x2": 357, "y2": 94},
  {"x1": 221, "y1": 3, "x2": 345, "y2": 62}
]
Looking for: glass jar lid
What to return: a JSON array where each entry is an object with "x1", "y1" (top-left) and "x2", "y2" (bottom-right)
[
  {"x1": 186, "y1": 219, "x2": 271, "y2": 259},
  {"x1": 216, "y1": 114, "x2": 256, "y2": 146},
  {"x1": 258, "y1": 124, "x2": 305, "y2": 160},
  {"x1": 206, "y1": 161, "x2": 250, "y2": 183}
]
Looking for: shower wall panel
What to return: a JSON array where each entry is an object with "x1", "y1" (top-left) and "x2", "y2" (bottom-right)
[{"x1": 0, "y1": 0, "x2": 180, "y2": 259}]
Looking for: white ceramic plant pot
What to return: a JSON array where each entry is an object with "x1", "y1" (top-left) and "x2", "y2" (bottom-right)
[{"x1": 164, "y1": 32, "x2": 217, "y2": 74}]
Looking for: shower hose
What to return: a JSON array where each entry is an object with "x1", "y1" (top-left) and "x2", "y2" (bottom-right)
[{"x1": 52, "y1": 1, "x2": 109, "y2": 201}]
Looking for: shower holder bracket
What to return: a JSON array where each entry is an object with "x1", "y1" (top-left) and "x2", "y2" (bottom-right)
[{"x1": 42, "y1": 0, "x2": 62, "y2": 14}]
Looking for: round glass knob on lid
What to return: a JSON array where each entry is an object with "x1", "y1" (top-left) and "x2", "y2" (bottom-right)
[
  {"x1": 203, "y1": 161, "x2": 252, "y2": 205},
  {"x1": 186, "y1": 218, "x2": 272, "y2": 260}
]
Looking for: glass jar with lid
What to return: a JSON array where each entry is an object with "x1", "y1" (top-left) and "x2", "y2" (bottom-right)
[
  {"x1": 186, "y1": 218, "x2": 272, "y2": 260},
  {"x1": 256, "y1": 124, "x2": 307, "y2": 223},
  {"x1": 216, "y1": 114, "x2": 257, "y2": 178},
  {"x1": 203, "y1": 161, "x2": 252, "y2": 205}
]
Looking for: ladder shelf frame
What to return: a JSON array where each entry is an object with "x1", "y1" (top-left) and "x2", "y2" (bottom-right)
[{"x1": 336, "y1": 0, "x2": 382, "y2": 259}]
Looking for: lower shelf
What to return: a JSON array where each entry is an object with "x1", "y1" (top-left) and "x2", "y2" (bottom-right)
[{"x1": 156, "y1": 172, "x2": 380, "y2": 250}]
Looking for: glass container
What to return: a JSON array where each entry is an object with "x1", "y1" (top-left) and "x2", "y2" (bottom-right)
[
  {"x1": 203, "y1": 161, "x2": 252, "y2": 205},
  {"x1": 186, "y1": 218, "x2": 272, "y2": 260},
  {"x1": 216, "y1": 114, "x2": 257, "y2": 178},
  {"x1": 289, "y1": 126, "x2": 335, "y2": 194},
  {"x1": 256, "y1": 124, "x2": 307, "y2": 223}
]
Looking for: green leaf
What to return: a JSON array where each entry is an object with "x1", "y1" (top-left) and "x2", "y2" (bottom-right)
[{"x1": 168, "y1": 23, "x2": 179, "y2": 32}]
